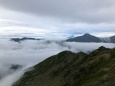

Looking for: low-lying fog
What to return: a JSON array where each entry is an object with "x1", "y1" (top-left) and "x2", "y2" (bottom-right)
[{"x1": 0, "y1": 39, "x2": 115, "y2": 86}]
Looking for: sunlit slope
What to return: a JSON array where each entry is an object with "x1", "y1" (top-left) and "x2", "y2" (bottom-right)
[{"x1": 13, "y1": 46, "x2": 115, "y2": 86}]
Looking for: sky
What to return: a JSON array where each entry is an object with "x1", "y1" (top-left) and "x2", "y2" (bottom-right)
[{"x1": 0, "y1": 0, "x2": 115, "y2": 39}]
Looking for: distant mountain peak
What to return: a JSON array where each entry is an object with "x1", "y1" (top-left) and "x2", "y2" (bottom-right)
[
  {"x1": 67, "y1": 33, "x2": 115, "y2": 43},
  {"x1": 82, "y1": 33, "x2": 94, "y2": 37},
  {"x1": 67, "y1": 33, "x2": 101, "y2": 42},
  {"x1": 68, "y1": 35, "x2": 75, "y2": 39},
  {"x1": 83, "y1": 33, "x2": 91, "y2": 36}
]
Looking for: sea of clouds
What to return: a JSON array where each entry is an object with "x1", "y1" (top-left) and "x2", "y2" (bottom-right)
[{"x1": 0, "y1": 39, "x2": 115, "y2": 86}]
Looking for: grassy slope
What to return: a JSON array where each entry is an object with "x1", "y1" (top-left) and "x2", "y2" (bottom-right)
[{"x1": 13, "y1": 47, "x2": 115, "y2": 86}]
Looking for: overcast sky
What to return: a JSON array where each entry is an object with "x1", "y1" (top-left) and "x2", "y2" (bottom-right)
[{"x1": 0, "y1": 0, "x2": 115, "y2": 39}]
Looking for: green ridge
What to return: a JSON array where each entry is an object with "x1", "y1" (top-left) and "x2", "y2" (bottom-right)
[{"x1": 13, "y1": 47, "x2": 115, "y2": 86}]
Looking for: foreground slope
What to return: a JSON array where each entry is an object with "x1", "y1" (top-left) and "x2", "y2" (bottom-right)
[{"x1": 13, "y1": 47, "x2": 115, "y2": 86}]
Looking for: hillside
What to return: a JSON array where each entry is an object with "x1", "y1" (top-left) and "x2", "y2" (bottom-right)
[{"x1": 13, "y1": 46, "x2": 115, "y2": 86}]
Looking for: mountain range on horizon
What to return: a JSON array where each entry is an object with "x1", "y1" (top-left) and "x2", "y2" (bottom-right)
[
  {"x1": 67, "y1": 33, "x2": 115, "y2": 43},
  {"x1": 10, "y1": 33, "x2": 115, "y2": 43},
  {"x1": 10, "y1": 37, "x2": 43, "y2": 43}
]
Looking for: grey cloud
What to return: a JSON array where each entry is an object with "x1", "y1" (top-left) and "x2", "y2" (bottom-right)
[
  {"x1": 0, "y1": 39, "x2": 115, "y2": 86},
  {"x1": 0, "y1": 0, "x2": 115, "y2": 23}
]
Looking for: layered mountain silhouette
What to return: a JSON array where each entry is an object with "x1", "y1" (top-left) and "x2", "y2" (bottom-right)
[
  {"x1": 13, "y1": 47, "x2": 115, "y2": 86},
  {"x1": 67, "y1": 33, "x2": 115, "y2": 43},
  {"x1": 11, "y1": 37, "x2": 43, "y2": 43}
]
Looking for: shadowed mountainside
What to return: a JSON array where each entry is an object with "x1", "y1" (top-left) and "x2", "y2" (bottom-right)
[
  {"x1": 13, "y1": 46, "x2": 115, "y2": 86},
  {"x1": 67, "y1": 33, "x2": 115, "y2": 43}
]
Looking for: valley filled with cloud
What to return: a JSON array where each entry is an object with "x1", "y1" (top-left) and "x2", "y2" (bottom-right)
[
  {"x1": 0, "y1": 0, "x2": 115, "y2": 86},
  {"x1": 0, "y1": 39, "x2": 114, "y2": 86}
]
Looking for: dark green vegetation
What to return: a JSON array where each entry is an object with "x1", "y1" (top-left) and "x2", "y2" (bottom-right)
[{"x1": 13, "y1": 46, "x2": 115, "y2": 86}]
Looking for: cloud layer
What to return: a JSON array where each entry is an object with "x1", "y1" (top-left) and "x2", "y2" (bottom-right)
[
  {"x1": 0, "y1": 0, "x2": 115, "y2": 39},
  {"x1": 0, "y1": 39, "x2": 115, "y2": 86},
  {"x1": 0, "y1": 0, "x2": 115, "y2": 23}
]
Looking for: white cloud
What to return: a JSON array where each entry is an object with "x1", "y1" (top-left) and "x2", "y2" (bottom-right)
[
  {"x1": 0, "y1": 39, "x2": 115, "y2": 86},
  {"x1": 0, "y1": 2, "x2": 115, "y2": 39},
  {"x1": 0, "y1": 0, "x2": 115, "y2": 23}
]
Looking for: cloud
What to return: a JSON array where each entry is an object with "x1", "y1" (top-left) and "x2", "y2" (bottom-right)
[
  {"x1": 0, "y1": 0, "x2": 115, "y2": 23},
  {"x1": 0, "y1": 5, "x2": 115, "y2": 39},
  {"x1": 0, "y1": 39, "x2": 115, "y2": 86},
  {"x1": 0, "y1": 67, "x2": 26, "y2": 86}
]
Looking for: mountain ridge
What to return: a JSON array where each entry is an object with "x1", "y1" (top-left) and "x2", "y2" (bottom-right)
[
  {"x1": 10, "y1": 37, "x2": 43, "y2": 43},
  {"x1": 12, "y1": 46, "x2": 115, "y2": 86},
  {"x1": 67, "y1": 33, "x2": 115, "y2": 43}
]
